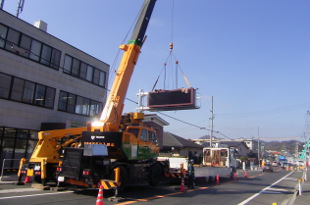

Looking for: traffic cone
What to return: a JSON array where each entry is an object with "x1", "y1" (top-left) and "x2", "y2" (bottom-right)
[
  {"x1": 234, "y1": 172, "x2": 237, "y2": 181},
  {"x1": 96, "y1": 185, "x2": 104, "y2": 205},
  {"x1": 23, "y1": 176, "x2": 31, "y2": 183},
  {"x1": 216, "y1": 174, "x2": 220, "y2": 185},
  {"x1": 244, "y1": 171, "x2": 248, "y2": 179},
  {"x1": 180, "y1": 177, "x2": 185, "y2": 192}
]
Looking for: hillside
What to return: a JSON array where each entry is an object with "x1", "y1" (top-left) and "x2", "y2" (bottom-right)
[{"x1": 263, "y1": 140, "x2": 305, "y2": 155}]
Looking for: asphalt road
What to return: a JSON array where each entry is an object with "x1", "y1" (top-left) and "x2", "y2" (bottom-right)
[{"x1": 0, "y1": 168, "x2": 305, "y2": 205}]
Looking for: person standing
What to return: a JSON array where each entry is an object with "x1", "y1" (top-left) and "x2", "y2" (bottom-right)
[{"x1": 188, "y1": 159, "x2": 195, "y2": 189}]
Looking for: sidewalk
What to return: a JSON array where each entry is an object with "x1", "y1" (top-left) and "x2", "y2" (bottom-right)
[{"x1": 289, "y1": 167, "x2": 310, "y2": 205}]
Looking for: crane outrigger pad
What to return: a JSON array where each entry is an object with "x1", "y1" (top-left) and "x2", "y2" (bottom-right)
[{"x1": 148, "y1": 87, "x2": 198, "y2": 111}]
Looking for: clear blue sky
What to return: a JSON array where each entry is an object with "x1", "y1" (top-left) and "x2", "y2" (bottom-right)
[{"x1": 3, "y1": 0, "x2": 310, "y2": 141}]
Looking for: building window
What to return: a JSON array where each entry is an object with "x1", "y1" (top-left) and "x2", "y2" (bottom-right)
[
  {"x1": 5, "y1": 28, "x2": 20, "y2": 53},
  {"x1": 63, "y1": 54, "x2": 106, "y2": 88},
  {"x1": 22, "y1": 81, "x2": 35, "y2": 103},
  {"x1": 0, "y1": 73, "x2": 11, "y2": 99},
  {"x1": 0, "y1": 127, "x2": 39, "y2": 169},
  {"x1": 11, "y1": 78, "x2": 24, "y2": 101},
  {"x1": 0, "y1": 24, "x2": 8, "y2": 48},
  {"x1": 67, "y1": 93, "x2": 76, "y2": 113},
  {"x1": 64, "y1": 55, "x2": 72, "y2": 74},
  {"x1": 40, "y1": 44, "x2": 52, "y2": 66},
  {"x1": 58, "y1": 91, "x2": 68, "y2": 111},
  {"x1": 34, "y1": 84, "x2": 46, "y2": 106},
  {"x1": 93, "y1": 69, "x2": 100, "y2": 85},
  {"x1": 0, "y1": 23, "x2": 61, "y2": 70},
  {"x1": 50, "y1": 48, "x2": 61, "y2": 69},
  {"x1": 58, "y1": 90, "x2": 102, "y2": 117},
  {"x1": 44, "y1": 87, "x2": 56, "y2": 108},
  {"x1": 29, "y1": 39, "x2": 42, "y2": 61},
  {"x1": 19, "y1": 34, "x2": 31, "y2": 57},
  {"x1": 0, "y1": 72, "x2": 55, "y2": 109},
  {"x1": 86, "y1": 65, "x2": 93, "y2": 82},
  {"x1": 89, "y1": 100, "x2": 101, "y2": 116},
  {"x1": 99, "y1": 71, "x2": 106, "y2": 87},
  {"x1": 79, "y1": 62, "x2": 87, "y2": 80}
]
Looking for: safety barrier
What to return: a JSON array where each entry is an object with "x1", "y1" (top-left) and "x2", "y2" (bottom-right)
[{"x1": 0, "y1": 159, "x2": 21, "y2": 181}]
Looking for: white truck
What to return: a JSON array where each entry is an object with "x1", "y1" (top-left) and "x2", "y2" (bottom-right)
[{"x1": 160, "y1": 147, "x2": 237, "y2": 182}]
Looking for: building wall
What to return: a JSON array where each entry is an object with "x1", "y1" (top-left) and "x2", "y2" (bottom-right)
[{"x1": 0, "y1": 10, "x2": 109, "y2": 168}]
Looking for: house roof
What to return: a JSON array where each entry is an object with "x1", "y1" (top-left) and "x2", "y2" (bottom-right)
[
  {"x1": 143, "y1": 114, "x2": 169, "y2": 126},
  {"x1": 201, "y1": 140, "x2": 249, "y2": 149},
  {"x1": 163, "y1": 132, "x2": 203, "y2": 148}
]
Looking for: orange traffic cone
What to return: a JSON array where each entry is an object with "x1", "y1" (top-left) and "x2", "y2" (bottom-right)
[
  {"x1": 96, "y1": 185, "x2": 104, "y2": 205},
  {"x1": 216, "y1": 174, "x2": 220, "y2": 185},
  {"x1": 244, "y1": 171, "x2": 248, "y2": 179},
  {"x1": 180, "y1": 177, "x2": 185, "y2": 192},
  {"x1": 24, "y1": 176, "x2": 31, "y2": 183}
]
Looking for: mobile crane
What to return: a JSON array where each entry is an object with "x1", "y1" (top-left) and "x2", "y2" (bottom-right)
[
  {"x1": 56, "y1": 0, "x2": 167, "y2": 191},
  {"x1": 17, "y1": 127, "x2": 86, "y2": 185}
]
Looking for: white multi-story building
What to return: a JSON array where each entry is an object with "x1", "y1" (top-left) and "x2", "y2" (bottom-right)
[{"x1": 0, "y1": 9, "x2": 109, "y2": 169}]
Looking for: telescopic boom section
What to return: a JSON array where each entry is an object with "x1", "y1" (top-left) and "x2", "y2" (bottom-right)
[{"x1": 94, "y1": 0, "x2": 157, "y2": 132}]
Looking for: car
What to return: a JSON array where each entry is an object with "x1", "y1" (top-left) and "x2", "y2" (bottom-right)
[
  {"x1": 263, "y1": 164, "x2": 273, "y2": 172},
  {"x1": 281, "y1": 162, "x2": 288, "y2": 169},
  {"x1": 271, "y1": 161, "x2": 278, "y2": 167}
]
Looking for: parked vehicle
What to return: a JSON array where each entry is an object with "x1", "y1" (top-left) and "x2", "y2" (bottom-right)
[
  {"x1": 161, "y1": 147, "x2": 237, "y2": 182},
  {"x1": 263, "y1": 164, "x2": 273, "y2": 172}
]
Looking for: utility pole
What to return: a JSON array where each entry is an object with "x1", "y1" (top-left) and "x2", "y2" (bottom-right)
[
  {"x1": 296, "y1": 141, "x2": 299, "y2": 159},
  {"x1": 258, "y1": 126, "x2": 260, "y2": 167},
  {"x1": 210, "y1": 96, "x2": 214, "y2": 147}
]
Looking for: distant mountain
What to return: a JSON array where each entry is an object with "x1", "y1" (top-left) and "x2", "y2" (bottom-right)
[{"x1": 263, "y1": 140, "x2": 305, "y2": 155}]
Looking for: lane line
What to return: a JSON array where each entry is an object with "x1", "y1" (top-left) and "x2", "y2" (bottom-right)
[
  {"x1": 0, "y1": 190, "x2": 74, "y2": 200},
  {"x1": 116, "y1": 187, "x2": 209, "y2": 205},
  {"x1": 237, "y1": 171, "x2": 294, "y2": 205}
]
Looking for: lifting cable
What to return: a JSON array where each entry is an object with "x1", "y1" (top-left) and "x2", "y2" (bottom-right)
[{"x1": 151, "y1": 0, "x2": 191, "y2": 91}]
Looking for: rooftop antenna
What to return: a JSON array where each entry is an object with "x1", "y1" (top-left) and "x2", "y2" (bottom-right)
[
  {"x1": 16, "y1": 0, "x2": 25, "y2": 17},
  {"x1": 0, "y1": 0, "x2": 4, "y2": 10}
]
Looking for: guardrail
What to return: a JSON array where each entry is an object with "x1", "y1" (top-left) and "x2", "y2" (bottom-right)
[{"x1": 0, "y1": 159, "x2": 21, "y2": 181}]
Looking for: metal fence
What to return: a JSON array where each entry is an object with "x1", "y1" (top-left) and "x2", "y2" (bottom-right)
[{"x1": 0, "y1": 159, "x2": 21, "y2": 181}]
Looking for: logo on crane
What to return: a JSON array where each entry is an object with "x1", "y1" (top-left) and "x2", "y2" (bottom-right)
[{"x1": 91, "y1": 135, "x2": 105, "y2": 140}]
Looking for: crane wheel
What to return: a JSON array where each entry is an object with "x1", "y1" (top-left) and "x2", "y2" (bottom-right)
[{"x1": 149, "y1": 163, "x2": 162, "y2": 187}]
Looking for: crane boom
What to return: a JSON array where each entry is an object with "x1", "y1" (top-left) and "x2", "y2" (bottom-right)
[{"x1": 96, "y1": 0, "x2": 157, "y2": 132}]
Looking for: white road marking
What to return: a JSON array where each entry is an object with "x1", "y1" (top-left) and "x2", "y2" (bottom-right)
[
  {"x1": 264, "y1": 188, "x2": 291, "y2": 193},
  {"x1": 237, "y1": 171, "x2": 294, "y2": 205},
  {"x1": 0, "y1": 188, "x2": 38, "y2": 193},
  {"x1": 0, "y1": 190, "x2": 74, "y2": 200}
]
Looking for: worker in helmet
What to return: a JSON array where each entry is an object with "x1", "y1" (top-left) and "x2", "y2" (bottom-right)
[{"x1": 188, "y1": 159, "x2": 195, "y2": 189}]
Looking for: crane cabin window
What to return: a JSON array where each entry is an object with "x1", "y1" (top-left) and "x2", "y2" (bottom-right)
[
  {"x1": 140, "y1": 129, "x2": 147, "y2": 142},
  {"x1": 148, "y1": 131, "x2": 158, "y2": 145}
]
